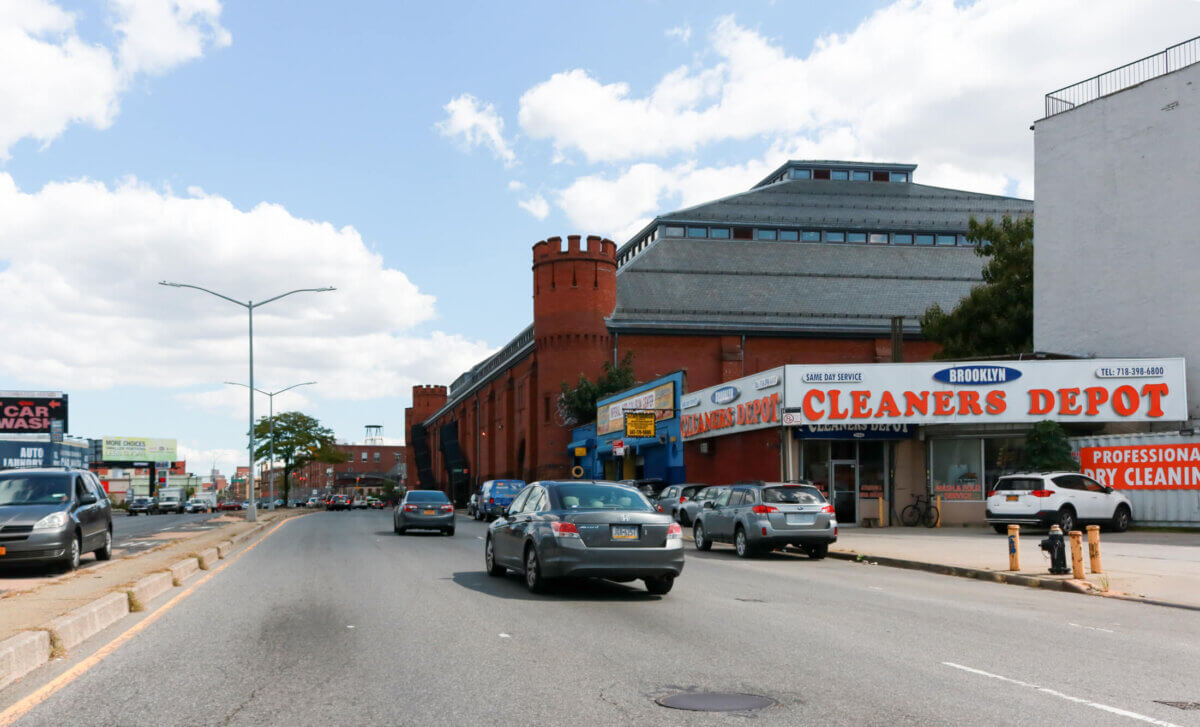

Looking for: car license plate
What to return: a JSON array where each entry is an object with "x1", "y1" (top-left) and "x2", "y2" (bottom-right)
[
  {"x1": 786, "y1": 514, "x2": 815, "y2": 525},
  {"x1": 1006, "y1": 495, "x2": 1018, "y2": 502},
  {"x1": 611, "y1": 525, "x2": 639, "y2": 540},
  {"x1": 423, "y1": 509, "x2": 435, "y2": 515},
  {"x1": 0, "y1": 546, "x2": 5, "y2": 556}
]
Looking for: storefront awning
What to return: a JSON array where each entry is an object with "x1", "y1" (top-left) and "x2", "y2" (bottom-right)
[{"x1": 567, "y1": 438, "x2": 595, "y2": 452}]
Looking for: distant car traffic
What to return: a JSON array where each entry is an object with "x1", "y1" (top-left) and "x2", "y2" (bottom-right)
[
  {"x1": 0, "y1": 468, "x2": 114, "y2": 571},
  {"x1": 985, "y1": 472, "x2": 1133, "y2": 534},
  {"x1": 653, "y1": 484, "x2": 705, "y2": 524},
  {"x1": 217, "y1": 500, "x2": 243, "y2": 511},
  {"x1": 155, "y1": 487, "x2": 186, "y2": 514},
  {"x1": 466, "y1": 493, "x2": 479, "y2": 519},
  {"x1": 327, "y1": 494, "x2": 351, "y2": 511},
  {"x1": 693, "y1": 482, "x2": 835, "y2": 559},
  {"x1": 394, "y1": 490, "x2": 454, "y2": 535},
  {"x1": 351, "y1": 497, "x2": 368, "y2": 509},
  {"x1": 127, "y1": 496, "x2": 154, "y2": 516},
  {"x1": 306, "y1": 497, "x2": 321, "y2": 508},
  {"x1": 485, "y1": 480, "x2": 683, "y2": 594},
  {"x1": 475, "y1": 479, "x2": 525, "y2": 521},
  {"x1": 184, "y1": 499, "x2": 210, "y2": 514}
]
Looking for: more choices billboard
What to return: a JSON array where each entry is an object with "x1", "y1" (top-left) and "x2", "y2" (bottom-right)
[
  {"x1": 0, "y1": 391, "x2": 67, "y2": 433},
  {"x1": 781, "y1": 358, "x2": 1187, "y2": 426},
  {"x1": 101, "y1": 436, "x2": 178, "y2": 463}
]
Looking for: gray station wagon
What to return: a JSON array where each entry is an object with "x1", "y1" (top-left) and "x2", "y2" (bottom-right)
[{"x1": 692, "y1": 482, "x2": 836, "y2": 559}]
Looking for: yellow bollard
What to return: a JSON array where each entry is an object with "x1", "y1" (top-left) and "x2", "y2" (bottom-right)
[
  {"x1": 1086, "y1": 524, "x2": 1103, "y2": 574},
  {"x1": 878, "y1": 497, "x2": 885, "y2": 527},
  {"x1": 935, "y1": 495, "x2": 942, "y2": 528},
  {"x1": 1069, "y1": 530, "x2": 1085, "y2": 580},
  {"x1": 1007, "y1": 524, "x2": 1020, "y2": 571}
]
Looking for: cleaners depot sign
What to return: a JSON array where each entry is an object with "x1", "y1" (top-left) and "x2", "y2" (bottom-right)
[{"x1": 783, "y1": 359, "x2": 1187, "y2": 426}]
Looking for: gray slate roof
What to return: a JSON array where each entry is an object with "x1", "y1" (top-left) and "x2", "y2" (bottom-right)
[{"x1": 609, "y1": 238, "x2": 986, "y2": 335}]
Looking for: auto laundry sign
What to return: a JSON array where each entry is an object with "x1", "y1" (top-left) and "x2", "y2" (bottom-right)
[
  {"x1": 681, "y1": 368, "x2": 784, "y2": 441},
  {"x1": 783, "y1": 359, "x2": 1187, "y2": 426},
  {"x1": 0, "y1": 391, "x2": 68, "y2": 433}
]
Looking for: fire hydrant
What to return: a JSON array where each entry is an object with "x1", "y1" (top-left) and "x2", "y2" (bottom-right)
[{"x1": 1040, "y1": 524, "x2": 1070, "y2": 575}]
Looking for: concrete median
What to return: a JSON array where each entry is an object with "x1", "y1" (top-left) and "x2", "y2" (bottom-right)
[
  {"x1": 45, "y1": 592, "x2": 129, "y2": 652},
  {"x1": 168, "y1": 557, "x2": 200, "y2": 585},
  {"x1": 216, "y1": 540, "x2": 234, "y2": 558},
  {"x1": 0, "y1": 631, "x2": 50, "y2": 691},
  {"x1": 197, "y1": 548, "x2": 219, "y2": 570},
  {"x1": 128, "y1": 572, "x2": 174, "y2": 611}
]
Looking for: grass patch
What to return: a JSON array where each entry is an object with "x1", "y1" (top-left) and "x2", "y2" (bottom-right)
[
  {"x1": 127, "y1": 590, "x2": 144, "y2": 613},
  {"x1": 42, "y1": 629, "x2": 66, "y2": 660}
]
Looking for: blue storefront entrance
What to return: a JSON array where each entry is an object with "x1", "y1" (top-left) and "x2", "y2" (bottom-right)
[{"x1": 568, "y1": 372, "x2": 685, "y2": 484}]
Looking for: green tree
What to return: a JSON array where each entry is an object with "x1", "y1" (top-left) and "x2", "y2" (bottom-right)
[
  {"x1": 380, "y1": 479, "x2": 399, "y2": 505},
  {"x1": 253, "y1": 412, "x2": 345, "y2": 502},
  {"x1": 1025, "y1": 421, "x2": 1079, "y2": 472},
  {"x1": 558, "y1": 352, "x2": 637, "y2": 426},
  {"x1": 920, "y1": 215, "x2": 1034, "y2": 359}
]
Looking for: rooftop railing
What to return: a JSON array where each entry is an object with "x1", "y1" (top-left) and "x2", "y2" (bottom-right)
[{"x1": 1044, "y1": 36, "x2": 1200, "y2": 118}]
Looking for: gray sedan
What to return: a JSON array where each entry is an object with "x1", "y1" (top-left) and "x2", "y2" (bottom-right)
[
  {"x1": 394, "y1": 490, "x2": 455, "y2": 535},
  {"x1": 484, "y1": 480, "x2": 684, "y2": 595},
  {"x1": 693, "y1": 482, "x2": 836, "y2": 559},
  {"x1": 0, "y1": 468, "x2": 113, "y2": 571}
]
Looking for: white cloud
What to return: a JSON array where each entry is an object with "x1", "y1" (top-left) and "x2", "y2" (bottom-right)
[
  {"x1": 0, "y1": 0, "x2": 230, "y2": 156},
  {"x1": 521, "y1": 0, "x2": 1200, "y2": 213},
  {"x1": 177, "y1": 442, "x2": 243, "y2": 480},
  {"x1": 0, "y1": 173, "x2": 494, "y2": 401},
  {"x1": 517, "y1": 193, "x2": 550, "y2": 220},
  {"x1": 507, "y1": 180, "x2": 525, "y2": 191},
  {"x1": 436, "y1": 93, "x2": 516, "y2": 164},
  {"x1": 665, "y1": 24, "x2": 691, "y2": 43}
]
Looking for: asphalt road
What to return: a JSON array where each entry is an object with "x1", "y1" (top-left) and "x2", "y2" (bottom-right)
[{"x1": 6, "y1": 510, "x2": 1199, "y2": 726}]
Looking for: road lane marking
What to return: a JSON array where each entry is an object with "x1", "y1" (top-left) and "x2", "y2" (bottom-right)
[
  {"x1": 0, "y1": 516, "x2": 302, "y2": 727},
  {"x1": 1069, "y1": 622, "x2": 1115, "y2": 633},
  {"x1": 941, "y1": 662, "x2": 1180, "y2": 727},
  {"x1": 499, "y1": 633, "x2": 511, "y2": 639}
]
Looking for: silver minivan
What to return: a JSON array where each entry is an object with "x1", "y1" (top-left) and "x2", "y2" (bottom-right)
[{"x1": 0, "y1": 468, "x2": 113, "y2": 570}]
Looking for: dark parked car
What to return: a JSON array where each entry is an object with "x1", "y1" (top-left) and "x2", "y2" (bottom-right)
[
  {"x1": 394, "y1": 490, "x2": 454, "y2": 535},
  {"x1": 0, "y1": 468, "x2": 114, "y2": 571},
  {"x1": 693, "y1": 482, "x2": 836, "y2": 559},
  {"x1": 653, "y1": 484, "x2": 706, "y2": 525},
  {"x1": 127, "y1": 496, "x2": 154, "y2": 516},
  {"x1": 475, "y1": 479, "x2": 525, "y2": 521},
  {"x1": 485, "y1": 480, "x2": 683, "y2": 594},
  {"x1": 327, "y1": 494, "x2": 351, "y2": 511}
]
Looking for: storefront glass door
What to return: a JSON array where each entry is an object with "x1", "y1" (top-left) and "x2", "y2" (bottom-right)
[{"x1": 831, "y1": 461, "x2": 857, "y2": 524}]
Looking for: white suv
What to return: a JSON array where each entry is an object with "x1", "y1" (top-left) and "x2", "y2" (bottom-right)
[{"x1": 986, "y1": 472, "x2": 1132, "y2": 534}]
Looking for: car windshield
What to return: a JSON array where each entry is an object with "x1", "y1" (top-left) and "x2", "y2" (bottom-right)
[
  {"x1": 554, "y1": 483, "x2": 653, "y2": 511},
  {"x1": 0, "y1": 474, "x2": 73, "y2": 506},
  {"x1": 405, "y1": 491, "x2": 449, "y2": 503},
  {"x1": 994, "y1": 478, "x2": 1043, "y2": 491},
  {"x1": 762, "y1": 486, "x2": 825, "y2": 504}
]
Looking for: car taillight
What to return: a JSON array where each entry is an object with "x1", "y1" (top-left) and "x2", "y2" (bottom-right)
[
  {"x1": 489, "y1": 498, "x2": 494, "y2": 504},
  {"x1": 751, "y1": 505, "x2": 778, "y2": 514},
  {"x1": 820, "y1": 504, "x2": 835, "y2": 514},
  {"x1": 987, "y1": 491, "x2": 997, "y2": 498},
  {"x1": 439, "y1": 504, "x2": 453, "y2": 512},
  {"x1": 679, "y1": 496, "x2": 687, "y2": 503},
  {"x1": 656, "y1": 504, "x2": 664, "y2": 512},
  {"x1": 550, "y1": 522, "x2": 579, "y2": 538},
  {"x1": 667, "y1": 522, "x2": 682, "y2": 540},
  {"x1": 403, "y1": 504, "x2": 416, "y2": 512},
  {"x1": 1031, "y1": 489, "x2": 1054, "y2": 498}
]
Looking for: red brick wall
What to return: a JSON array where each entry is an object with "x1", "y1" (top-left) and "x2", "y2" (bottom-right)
[{"x1": 684, "y1": 428, "x2": 784, "y2": 485}]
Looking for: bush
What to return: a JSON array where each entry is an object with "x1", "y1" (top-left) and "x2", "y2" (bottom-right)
[{"x1": 1025, "y1": 421, "x2": 1079, "y2": 472}]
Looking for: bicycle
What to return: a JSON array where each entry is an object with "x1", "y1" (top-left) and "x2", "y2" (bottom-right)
[{"x1": 900, "y1": 493, "x2": 940, "y2": 528}]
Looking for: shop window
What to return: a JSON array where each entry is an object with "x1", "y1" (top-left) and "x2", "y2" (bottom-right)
[
  {"x1": 915, "y1": 234, "x2": 935, "y2": 246},
  {"x1": 930, "y1": 438, "x2": 984, "y2": 501},
  {"x1": 936, "y1": 234, "x2": 957, "y2": 246},
  {"x1": 851, "y1": 170, "x2": 870, "y2": 181},
  {"x1": 789, "y1": 168, "x2": 811, "y2": 179},
  {"x1": 893, "y1": 233, "x2": 913, "y2": 245},
  {"x1": 869, "y1": 233, "x2": 888, "y2": 244},
  {"x1": 801, "y1": 231, "x2": 821, "y2": 242},
  {"x1": 847, "y1": 232, "x2": 867, "y2": 243},
  {"x1": 802, "y1": 441, "x2": 829, "y2": 497},
  {"x1": 890, "y1": 172, "x2": 909, "y2": 182},
  {"x1": 732, "y1": 226, "x2": 753, "y2": 240},
  {"x1": 779, "y1": 230, "x2": 799, "y2": 241},
  {"x1": 812, "y1": 169, "x2": 831, "y2": 180},
  {"x1": 662, "y1": 226, "x2": 685, "y2": 237},
  {"x1": 824, "y1": 231, "x2": 845, "y2": 243},
  {"x1": 686, "y1": 227, "x2": 708, "y2": 238},
  {"x1": 756, "y1": 229, "x2": 777, "y2": 241},
  {"x1": 984, "y1": 437, "x2": 1026, "y2": 492},
  {"x1": 709, "y1": 227, "x2": 730, "y2": 239},
  {"x1": 859, "y1": 442, "x2": 886, "y2": 501},
  {"x1": 830, "y1": 170, "x2": 849, "y2": 180}
]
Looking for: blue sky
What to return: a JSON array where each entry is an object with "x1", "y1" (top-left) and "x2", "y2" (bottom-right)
[{"x1": 2, "y1": 0, "x2": 1196, "y2": 475}]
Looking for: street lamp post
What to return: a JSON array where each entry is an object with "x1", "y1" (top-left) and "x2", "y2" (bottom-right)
[
  {"x1": 159, "y1": 282, "x2": 334, "y2": 522},
  {"x1": 225, "y1": 381, "x2": 317, "y2": 511}
]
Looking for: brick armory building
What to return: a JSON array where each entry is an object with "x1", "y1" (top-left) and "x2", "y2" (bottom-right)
[
  {"x1": 292, "y1": 443, "x2": 406, "y2": 497},
  {"x1": 408, "y1": 161, "x2": 1032, "y2": 504}
]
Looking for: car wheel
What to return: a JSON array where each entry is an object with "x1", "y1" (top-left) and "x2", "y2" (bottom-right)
[
  {"x1": 677, "y1": 510, "x2": 690, "y2": 527},
  {"x1": 644, "y1": 574, "x2": 675, "y2": 595},
  {"x1": 734, "y1": 527, "x2": 755, "y2": 558},
  {"x1": 1057, "y1": 507, "x2": 1076, "y2": 534},
  {"x1": 62, "y1": 534, "x2": 81, "y2": 572},
  {"x1": 446, "y1": 528, "x2": 455, "y2": 536},
  {"x1": 992, "y1": 524, "x2": 1009, "y2": 535},
  {"x1": 804, "y1": 543, "x2": 829, "y2": 560},
  {"x1": 95, "y1": 528, "x2": 113, "y2": 561},
  {"x1": 524, "y1": 545, "x2": 546, "y2": 594},
  {"x1": 393, "y1": 518, "x2": 400, "y2": 534},
  {"x1": 1111, "y1": 505, "x2": 1131, "y2": 533},
  {"x1": 693, "y1": 522, "x2": 711, "y2": 551},
  {"x1": 485, "y1": 536, "x2": 505, "y2": 577}
]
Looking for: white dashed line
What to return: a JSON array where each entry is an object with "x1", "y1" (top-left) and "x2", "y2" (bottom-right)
[
  {"x1": 498, "y1": 633, "x2": 511, "y2": 639},
  {"x1": 1069, "y1": 622, "x2": 1115, "y2": 633},
  {"x1": 942, "y1": 662, "x2": 1179, "y2": 726}
]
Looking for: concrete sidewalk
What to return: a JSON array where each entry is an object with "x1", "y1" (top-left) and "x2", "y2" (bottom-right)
[{"x1": 831, "y1": 526, "x2": 1200, "y2": 608}]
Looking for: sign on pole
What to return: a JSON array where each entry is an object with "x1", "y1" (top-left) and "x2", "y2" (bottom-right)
[
  {"x1": 624, "y1": 411, "x2": 656, "y2": 438},
  {"x1": 612, "y1": 439, "x2": 626, "y2": 457}
]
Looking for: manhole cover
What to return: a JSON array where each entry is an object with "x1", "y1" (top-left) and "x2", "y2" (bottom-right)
[{"x1": 655, "y1": 692, "x2": 776, "y2": 712}]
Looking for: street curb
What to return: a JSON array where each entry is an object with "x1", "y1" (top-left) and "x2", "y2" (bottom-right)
[
  {"x1": 167, "y1": 557, "x2": 200, "y2": 585},
  {"x1": 196, "y1": 548, "x2": 219, "y2": 570},
  {"x1": 216, "y1": 540, "x2": 234, "y2": 559},
  {"x1": 127, "y1": 572, "x2": 174, "y2": 610},
  {"x1": 44, "y1": 592, "x2": 129, "y2": 652},
  {"x1": 0, "y1": 632, "x2": 49, "y2": 692},
  {"x1": 827, "y1": 551, "x2": 1087, "y2": 593}
]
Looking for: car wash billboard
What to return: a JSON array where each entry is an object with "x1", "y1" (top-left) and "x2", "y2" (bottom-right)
[
  {"x1": 0, "y1": 391, "x2": 68, "y2": 433},
  {"x1": 781, "y1": 358, "x2": 1187, "y2": 426}
]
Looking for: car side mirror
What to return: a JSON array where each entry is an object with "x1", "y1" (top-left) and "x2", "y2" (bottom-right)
[
  {"x1": 1104, "y1": 486, "x2": 1114, "y2": 494},
  {"x1": 79, "y1": 494, "x2": 98, "y2": 506}
]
